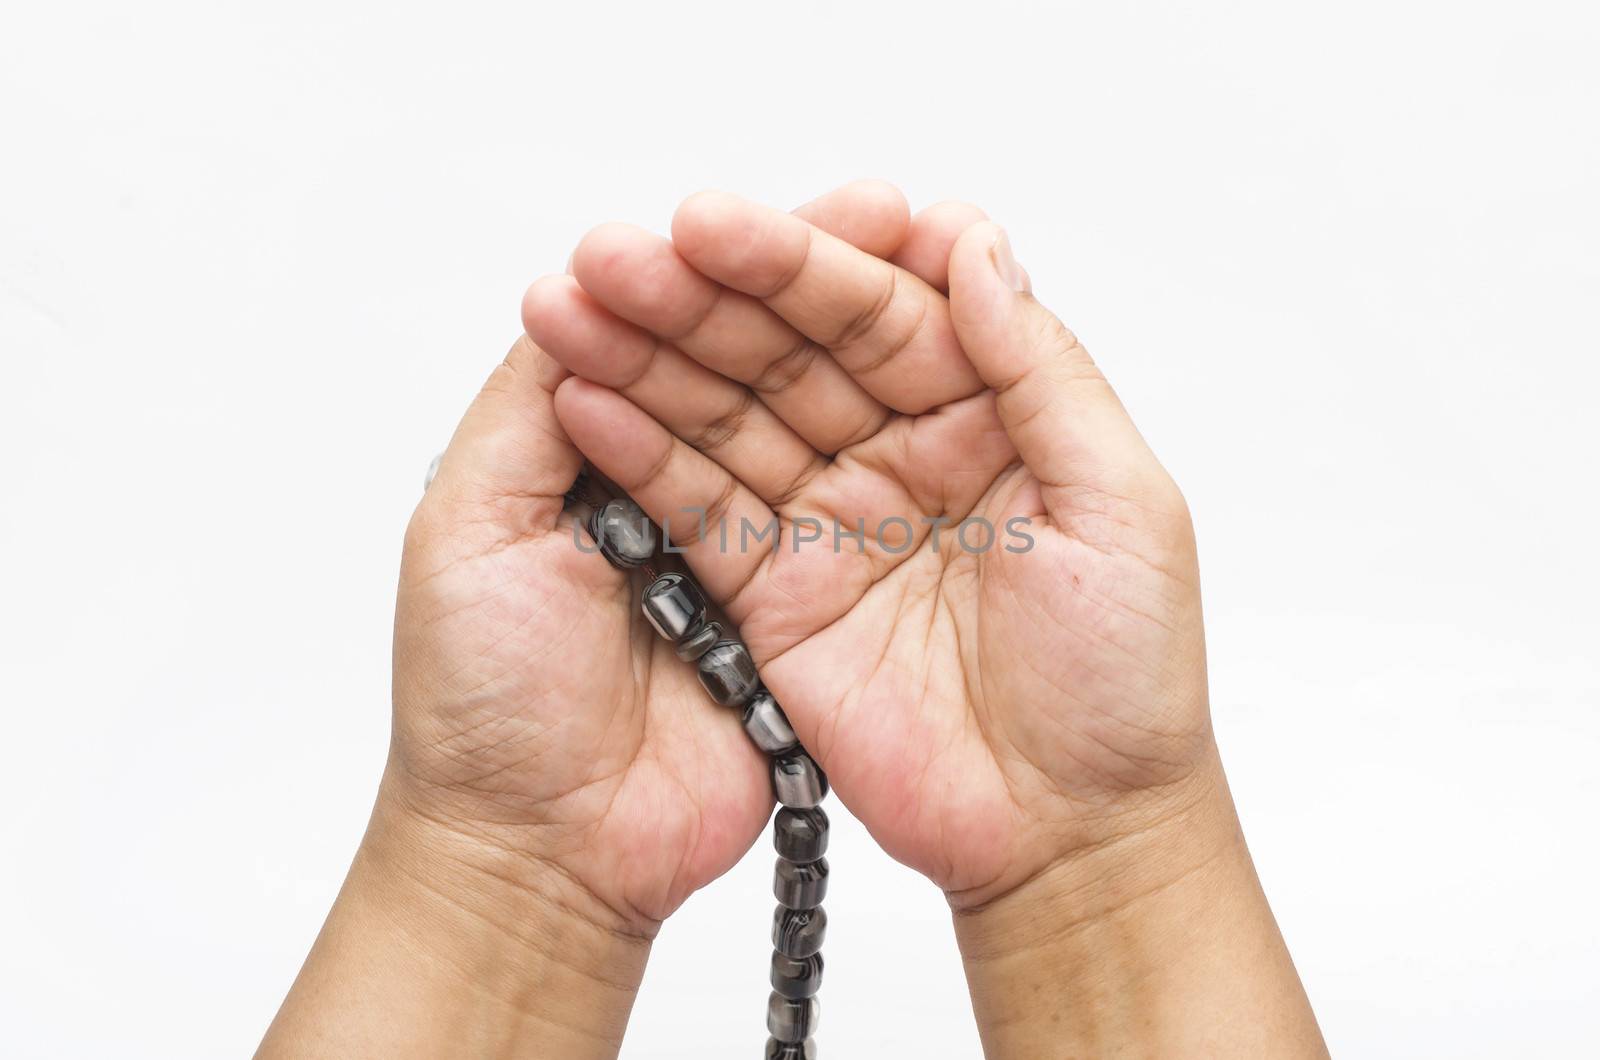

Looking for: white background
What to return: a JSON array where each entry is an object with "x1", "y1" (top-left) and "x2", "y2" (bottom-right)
[{"x1": 3, "y1": 1, "x2": 1596, "y2": 1056}]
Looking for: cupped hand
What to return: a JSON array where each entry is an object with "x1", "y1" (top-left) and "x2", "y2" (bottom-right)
[
  {"x1": 387, "y1": 182, "x2": 920, "y2": 932},
  {"x1": 523, "y1": 189, "x2": 1217, "y2": 908}
]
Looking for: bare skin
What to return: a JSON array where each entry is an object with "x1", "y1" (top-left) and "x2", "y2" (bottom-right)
[
  {"x1": 262, "y1": 183, "x2": 1327, "y2": 1058},
  {"x1": 538, "y1": 200, "x2": 1198, "y2": 905},
  {"x1": 532, "y1": 191, "x2": 1328, "y2": 1056},
  {"x1": 258, "y1": 181, "x2": 930, "y2": 1059}
]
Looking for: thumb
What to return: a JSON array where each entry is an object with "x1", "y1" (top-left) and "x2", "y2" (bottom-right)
[
  {"x1": 411, "y1": 335, "x2": 584, "y2": 552},
  {"x1": 947, "y1": 222, "x2": 1168, "y2": 514}
]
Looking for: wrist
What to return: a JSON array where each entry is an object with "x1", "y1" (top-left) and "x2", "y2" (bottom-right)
[
  {"x1": 373, "y1": 776, "x2": 656, "y2": 971},
  {"x1": 951, "y1": 759, "x2": 1237, "y2": 938},
  {"x1": 952, "y1": 761, "x2": 1326, "y2": 1058},
  {"x1": 261, "y1": 774, "x2": 652, "y2": 1059}
]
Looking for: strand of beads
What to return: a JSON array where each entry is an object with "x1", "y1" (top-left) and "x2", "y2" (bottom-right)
[{"x1": 589, "y1": 497, "x2": 828, "y2": 1059}]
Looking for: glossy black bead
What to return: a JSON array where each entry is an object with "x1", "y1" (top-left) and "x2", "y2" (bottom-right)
[
  {"x1": 772, "y1": 905, "x2": 827, "y2": 958},
  {"x1": 770, "y1": 950, "x2": 824, "y2": 1000},
  {"x1": 696, "y1": 639, "x2": 759, "y2": 707},
  {"x1": 772, "y1": 752, "x2": 827, "y2": 809},
  {"x1": 589, "y1": 498, "x2": 656, "y2": 568},
  {"x1": 773, "y1": 807, "x2": 829, "y2": 863},
  {"x1": 766, "y1": 992, "x2": 820, "y2": 1043},
  {"x1": 764, "y1": 1038, "x2": 817, "y2": 1060},
  {"x1": 674, "y1": 621, "x2": 720, "y2": 662},
  {"x1": 743, "y1": 691, "x2": 799, "y2": 755},
  {"x1": 641, "y1": 573, "x2": 706, "y2": 641},
  {"x1": 774, "y1": 857, "x2": 829, "y2": 909}
]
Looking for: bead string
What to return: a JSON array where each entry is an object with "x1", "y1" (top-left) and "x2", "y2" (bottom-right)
[{"x1": 587, "y1": 493, "x2": 828, "y2": 1059}]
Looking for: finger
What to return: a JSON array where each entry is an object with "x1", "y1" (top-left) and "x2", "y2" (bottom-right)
[
  {"x1": 523, "y1": 274, "x2": 826, "y2": 506},
  {"x1": 946, "y1": 222, "x2": 1166, "y2": 515},
  {"x1": 555, "y1": 383, "x2": 1013, "y2": 663},
  {"x1": 791, "y1": 178, "x2": 910, "y2": 260},
  {"x1": 571, "y1": 223, "x2": 889, "y2": 455},
  {"x1": 413, "y1": 335, "x2": 583, "y2": 547},
  {"x1": 889, "y1": 200, "x2": 988, "y2": 293},
  {"x1": 553, "y1": 182, "x2": 906, "y2": 463},
  {"x1": 671, "y1": 191, "x2": 984, "y2": 414},
  {"x1": 552, "y1": 378, "x2": 774, "y2": 609}
]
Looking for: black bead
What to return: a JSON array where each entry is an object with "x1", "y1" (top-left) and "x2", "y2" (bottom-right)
[
  {"x1": 696, "y1": 639, "x2": 759, "y2": 707},
  {"x1": 766, "y1": 992, "x2": 820, "y2": 1043},
  {"x1": 774, "y1": 857, "x2": 829, "y2": 909},
  {"x1": 743, "y1": 691, "x2": 800, "y2": 755},
  {"x1": 772, "y1": 905, "x2": 827, "y2": 959},
  {"x1": 674, "y1": 621, "x2": 721, "y2": 661},
  {"x1": 641, "y1": 572, "x2": 706, "y2": 641},
  {"x1": 770, "y1": 950, "x2": 824, "y2": 1000},
  {"x1": 589, "y1": 498, "x2": 656, "y2": 568},
  {"x1": 772, "y1": 752, "x2": 828, "y2": 809},
  {"x1": 773, "y1": 807, "x2": 829, "y2": 863},
  {"x1": 764, "y1": 1038, "x2": 817, "y2": 1060}
]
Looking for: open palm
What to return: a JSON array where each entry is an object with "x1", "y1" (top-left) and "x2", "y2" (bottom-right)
[
  {"x1": 389, "y1": 184, "x2": 929, "y2": 928},
  {"x1": 391, "y1": 337, "x2": 774, "y2": 929},
  {"x1": 525, "y1": 192, "x2": 1215, "y2": 906}
]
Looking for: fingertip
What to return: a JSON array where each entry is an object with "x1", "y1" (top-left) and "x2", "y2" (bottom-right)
[
  {"x1": 892, "y1": 200, "x2": 990, "y2": 291},
  {"x1": 554, "y1": 374, "x2": 648, "y2": 427},
  {"x1": 845, "y1": 177, "x2": 908, "y2": 203},
  {"x1": 520, "y1": 273, "x2": 580, "y2": 337},
  {"x1": 551, "y1": 378, "x2": 614, "y2": 478},
  {"x1": 920, "y1": 200, "x2": 990, "y2": 235},
  {"x1": 421, "y1": 335, "x2": 581, "y2": 533},
  {"x1": 947, "y1": 220, "x2": 1009, "y2": 305},
  {"x1": 846, "y1": 177, "x2": 911, "y2": 224},
  {"x1": 670, "y1": 189, "x2": 741, "y2": 250},
  {"x1": 950, "y1": 217, "x2": 1004, "y2": 251},
  {"x1": 553, "y1": 369, "x2": 604, "y2": 400},
  {"x1": 948, "y1": 220, "x2": 1031, "y2": 294},
  {"x1": 673, "y1": 190, "x2": 810, "y2": 295},
  {"x1": 571, "y1": 221, "x2": 650, "y2": 285},
  {"x1": 947, "y1": 222, "x2": 1036, "y2": 382},
  {"x1": 523, "y1": 276, "x2": 650, "y2": 389},
  {"x1": 794, "y1": 179, "x2": 911, "y2": 258},
  {"x1": 570, "y1": 220, "x2": 713, "y2": 336},
  {"x1": 552, "y1": 378, "x2": 671, "y2": 490},
  {"x1": 504, "y1": 332, "x2": 569, "y2": 394},
  {"x1": 550, "y1": 374, "x2": 606, "y2": 437}
]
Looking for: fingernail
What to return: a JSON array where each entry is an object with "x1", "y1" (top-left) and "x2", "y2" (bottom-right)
[{"x1": 990, "y1": 228, "x2": 1028, "y2": 292}]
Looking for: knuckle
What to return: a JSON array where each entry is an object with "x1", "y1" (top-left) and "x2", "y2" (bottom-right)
[
  {"x1": 753, "y1": 336, "x2": 822, "y2": 395},
  {"x1": 829, "y1": 266, "x2": 898, "y2": 349},
  {"x1": 701, "y1": 476, "x2": 741, "y2": 531},
  {"x1": 688, "y1": 388, "x2": 756, "y2": 453},
  {"x1": 848, "y1": 285, "x2": 928, "y2": 377}
]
